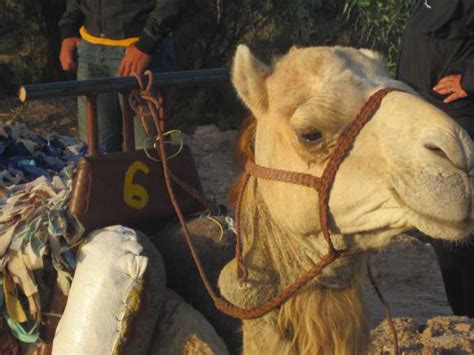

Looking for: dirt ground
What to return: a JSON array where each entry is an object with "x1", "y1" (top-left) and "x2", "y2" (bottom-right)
[
  {"x1": 0, "y1": 97, "x2": 77, "y2": 137},
  {"x1": 0, "y1": 97, "x2": 458, "y2": 328}
]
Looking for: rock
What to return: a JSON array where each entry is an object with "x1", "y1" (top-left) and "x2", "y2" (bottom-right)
[
  {"x1": 421, "y1": 317, "x2": 474, "y2": 353},
  {"x1": 188, "y1": 126, "x2": 239, "y2": 205},
  {"x1": 148, "y1": 289, "x2": 230, "y2": 355},
  {"x1": 370, "y1": 316, "x2": 474, "y2": 354},
  {"x1": 366, "y1": 236, "x2": 472, "y2": 353},
  {"x1": 193, "y1": 125, "x2": 221, "y2": 138},
  {"x1": 370, "y1": 317, "x2": 422, "y2": 354},
  {"x1": 455, "y1": 323, "x2": 471, "y2": 333},
  {"x1": 192, "y1": 125, "x2": 222, "y2": 153},
  {"x1": 362, "y1": 235, "x2": 451, "y2": 326},
  {"x1": 149, "y1": 216, "x2": 242, "y2": 354}
]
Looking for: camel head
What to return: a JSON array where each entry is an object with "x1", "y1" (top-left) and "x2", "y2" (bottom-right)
[
  {"x1": 230, "y1": 44, "x2": 473, "y2": 248},
  {"x1": 220, "y1": 45, "x2": 474, "y2": 354}
]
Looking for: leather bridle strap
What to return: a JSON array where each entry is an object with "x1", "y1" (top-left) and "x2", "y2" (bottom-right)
[
  {"x1": 235, "y1": 88, "x2": 397, "y2": 280},
  {"x1": 245, "y1": 159, "x2": 323, "y2": 189}
]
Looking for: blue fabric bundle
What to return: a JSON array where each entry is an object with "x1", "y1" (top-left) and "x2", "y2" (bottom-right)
[{"x1": 0, "y1": 124, "x2": 87, "y2": 187}]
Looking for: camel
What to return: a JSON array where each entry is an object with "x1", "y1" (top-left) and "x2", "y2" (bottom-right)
[
  {"x1": 47, "y1": 45, "x2": 474, "y2": 354},
  {"x1": 216, "y1": 45, "x2": 474, "y2": 354}
]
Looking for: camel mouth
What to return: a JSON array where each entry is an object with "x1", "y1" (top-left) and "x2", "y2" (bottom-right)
[{"x1": 388, "y1": 187, "x2": 474, "y2": 239}]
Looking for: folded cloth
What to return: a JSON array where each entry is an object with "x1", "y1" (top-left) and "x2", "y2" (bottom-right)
[{"x1": 0, "y1": 124, "x2": 87, "y2": 342}]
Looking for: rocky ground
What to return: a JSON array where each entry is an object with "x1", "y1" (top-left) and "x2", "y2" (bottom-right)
[
  {"x1": 1, "y1": 98, "x2": 473, "y2": 353},
  {"x1": 371, "y1": 316, "x2": 474, "y2": 354}
]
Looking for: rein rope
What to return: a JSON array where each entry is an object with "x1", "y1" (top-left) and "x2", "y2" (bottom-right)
[
  {"x1": 129, "y1": 71, "x2": 399, "y2": 352},
  {"x1": 128, "y1": 82, "x2": 219, "y2": 215}
]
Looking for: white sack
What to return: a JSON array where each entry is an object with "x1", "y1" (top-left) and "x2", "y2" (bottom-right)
[{"x1": 53, "y1": 225, "x2": 166, "y2": 355}]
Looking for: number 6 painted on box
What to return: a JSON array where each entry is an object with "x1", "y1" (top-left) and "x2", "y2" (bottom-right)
[{"x1": 124, "y1": 161, "x2": 149, "y2": 209}]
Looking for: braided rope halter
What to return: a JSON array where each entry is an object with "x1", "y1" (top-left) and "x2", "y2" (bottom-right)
[
  {"x1": 234, "y1": 88, "x2": 396, "y2": 283},
  {"x1": 130, "y1": 72, "x2": 399, "y2": 352}
]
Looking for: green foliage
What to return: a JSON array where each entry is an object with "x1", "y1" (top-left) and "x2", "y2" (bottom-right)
[{"x1": 343, "y1": 0, "x2": 416, "y2": 73}]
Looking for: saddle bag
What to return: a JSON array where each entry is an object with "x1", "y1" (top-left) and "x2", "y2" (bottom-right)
[{"x1": 68, "y1": 145, "x2": 204, "y2": 231}]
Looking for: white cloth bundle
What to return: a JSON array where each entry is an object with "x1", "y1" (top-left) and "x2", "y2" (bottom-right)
[{"x1": 53, "y1": 225, "x2": 166, "y2": 354}]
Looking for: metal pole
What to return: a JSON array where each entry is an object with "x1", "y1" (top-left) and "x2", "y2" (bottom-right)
[
  {"x1": 86, "y1": 95, "x2": 99, "y2": 156},
  {"x1": 19, "y1": 68, "x2": 229, "y2": 102}
]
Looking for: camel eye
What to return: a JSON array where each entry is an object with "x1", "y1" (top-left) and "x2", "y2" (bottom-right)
[{"x1": 300, "y1": 130, "x2": 323, "y2": 144}]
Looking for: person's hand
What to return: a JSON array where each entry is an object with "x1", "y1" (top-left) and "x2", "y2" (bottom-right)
[
  {"x1": 59, "y1": 37, "x2": 81, "y2": 71},
  {"x1": 118, "y1": 45, "x2": 152, "y2": 77},
  {"x1": 433, "y1": 74, "x2": 468, "y2": 103}
]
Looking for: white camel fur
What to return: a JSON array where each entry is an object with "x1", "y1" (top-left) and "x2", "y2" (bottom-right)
[{"x1": 218, "y1": 45, "x2": 474, "y2": 354}]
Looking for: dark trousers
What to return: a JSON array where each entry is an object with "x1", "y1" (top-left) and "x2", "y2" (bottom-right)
[{"x1": 431, "y1": 238, "x2": 474, "y2": 317}]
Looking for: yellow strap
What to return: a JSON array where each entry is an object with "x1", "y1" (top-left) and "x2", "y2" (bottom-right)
[{"x1": 80, "y1": 26, "x2": 139, "y2": 47}]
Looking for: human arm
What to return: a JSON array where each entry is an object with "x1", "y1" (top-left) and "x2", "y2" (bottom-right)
[
  {"x1": 118, "y1": 0, "x2": 196, "y2": 76},
  {"x1": 432, "y1": 0, "x2": 474, "y2": 103},
  {"x1": 58, "y1": 0, "x2": 84, "y2": 39},
  {"x1": 135, "y1": 0, "x2": 193, "y2": 55},
  {"x1": 118, "y1": 45, "x2": 152, "y2": 77},
  {"x1": 59, "y1": 37, "x2": 81, "y2": 71},
  {"x1": 58, "y1": 0, "x2": 84, "y2": 71},
  {"x1": 432, "y1": 54, "x2": 474, "y2": 103},
  {"x1": 433, "y1": 74, "x2": 468, "y2": 104}
]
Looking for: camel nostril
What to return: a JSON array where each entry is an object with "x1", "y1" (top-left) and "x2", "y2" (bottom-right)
[{"x1": 420, "y1": 131, "x2": 470, "y2": 172}]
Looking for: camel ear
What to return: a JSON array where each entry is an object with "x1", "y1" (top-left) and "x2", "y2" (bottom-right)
[
  {"x1": 359, "y1": 48, "x2": 384, "y2": 65},
  {"x1": 232, "y1": 45, "x2": 271, "y2": 116}
]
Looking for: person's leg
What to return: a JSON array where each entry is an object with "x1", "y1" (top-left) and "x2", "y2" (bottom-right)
[
  {"x1": 438, "y1": 266, "x2": 465, "y2": 315},
  {"x1": 461, "y1": 262, "x2": 474, "y2": 317},
  {"x1": 95, "y1": 45, "x2": 126, "y2": 152},
  {"x1": 76, "y1": 40, "x2": 99, "y2": 146},
  {"x1": 458, "y1": 243, "x2": 474, "y2": 318},
  {"x1": 77, "y1": 41, "x2": 125, "y2": 153},
  {"x1": 430, "y1": 239, "x2": 466, "y2": 315},
  {"x1": 450, "y1": 239, "x2": 474, "y2": 317},
  {"x1": 431, "y1": 237, "x2": 474, "y2": 317},
  {"x1": 133, "y1": 37, "x2": 176, "y2": 150}
]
